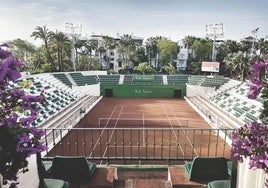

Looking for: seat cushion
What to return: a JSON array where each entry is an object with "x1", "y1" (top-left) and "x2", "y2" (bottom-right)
[
  {"x1": 88, "y1": 162, "x2": 97, "y2": 178},
  {"x1": 184, "y1": 161, "x2": 193, "y2": 177},
  {"x1": 208, "y1": 180, "x2": 230, "y2": 188},
  {"x1": 44, "y1": 178, "x2": 69, "y2": 188},
  {"x1": 227, "y1": 161, "x2": 232, "y2": 176},
  {"x1": 42, "y1": 160, "x2": 53, "y2": 175}
]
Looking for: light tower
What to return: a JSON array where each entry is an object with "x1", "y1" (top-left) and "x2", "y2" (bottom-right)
[
  {"x1": 65, "y1": 23, "x2": 82, "y2": 71},
  {"x1": 205, "y1": 23, "x2": 224, "y2": 61},
  {"x1": 251, "y1": 27, "x2": 259, "y2": 57}
]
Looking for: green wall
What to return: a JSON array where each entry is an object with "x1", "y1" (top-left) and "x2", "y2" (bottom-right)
[{"x1": 100, "y1": 84, "x2": 186, "y2": 98}]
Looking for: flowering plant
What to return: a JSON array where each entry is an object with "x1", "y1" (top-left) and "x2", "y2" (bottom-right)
[
  {"x1": 0, "y1": 44, "x2": 47, "y2": 187},
  {"x1": 231, "y1": 60, "x2": 268, "y2": 187},
  {"x1": 231, "y1": 121, "x2": 268, "y2": 171}
]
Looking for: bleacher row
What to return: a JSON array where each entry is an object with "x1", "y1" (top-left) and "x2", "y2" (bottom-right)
[
  {"x1": 208, "y1": 81, "x2": 263, "y2": 124},
  {"x1": 52, "y1": 73, "x2": 228, "y2": 88},
  {"x1": 10, "y1": 74, "x2": 87, "y2": 128},
  {"x1": 188, "y1": 75, "x2": 229, "y2": 89}
]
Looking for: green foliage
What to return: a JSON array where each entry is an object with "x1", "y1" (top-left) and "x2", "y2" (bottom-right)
[
  {"x1": 190, "y1": 61, "x2": 202, "y2": 75},
  {"x1": 134, "y1": 62, "x2": 155, "y2": 74},
  {"x1": 108, "y1": 69, "x2": 116, "y2": 74},
  {"x1": 160, "y1": 64, "x2": 176, "y2": 75},
  {"x1": 157, "y1": 39, "x2": 178, "y2": 66},
  {"x1": 129, "y1": 46, "x2": 147, "y2": 66},
  {"x1": 192, "y1": 40, "x2": 212, "y2": 61}
]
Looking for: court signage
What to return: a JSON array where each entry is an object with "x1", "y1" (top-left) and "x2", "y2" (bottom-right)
[{"x1": 201, "y1": 61, "x2": 220, "y2": 73}]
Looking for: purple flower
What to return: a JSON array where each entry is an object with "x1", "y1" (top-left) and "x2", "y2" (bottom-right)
[
  {"x1": 0, "y1": 57, "x2": 24, "y2": 82},
  {"x1": 231, "y1": 122, "x2": 268, "y2": 173},
  {"x1": 0, "y1": 44, "x2": 11, "y2": 60},
  {"x1": 0, "y1": 44, "x2": 47, "y2": 185},
  {"x1": 248, "y1": 81, "x2": 263, "y2": 99}
]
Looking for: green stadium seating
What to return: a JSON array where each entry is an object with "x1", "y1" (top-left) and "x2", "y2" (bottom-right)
[
  {"x1": 53, "y1": 73, "x2": 72, "y2": 87},
  {"x1": 98, "y1": 75, "x2": 120, "y2": 84}
]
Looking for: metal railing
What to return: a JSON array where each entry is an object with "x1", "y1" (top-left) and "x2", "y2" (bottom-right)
[{"x1": 42, "y1": 128, "x2": 233, "y2": 164}]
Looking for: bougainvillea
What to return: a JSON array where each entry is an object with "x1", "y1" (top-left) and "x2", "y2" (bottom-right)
[
  {"x1": 231, "y1": 121, "x2": 268, "y2": 172},
  {"x1": 231, "y1": 60, "x2": 268, "y2": 187},
  {"x1": 0, "y1": 44, "x2": 47, "y2": 187}
]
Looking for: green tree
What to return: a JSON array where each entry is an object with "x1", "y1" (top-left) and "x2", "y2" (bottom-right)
[
  {"x1": 130, "y1": 46, "x2": 147, "y2": 66},
  {"x1": 192, "y1": 39, "x2": 212, "y2": 61},
  {"x1": 223, "y1": 53, "x2": 250, "y2": 80},
  {"x1": 51, "y1": 31, "x2": 70, "y2": 71},
  {"x1": 182, "y1": 35, "x2": 196, "y2": 49},
  {"x1": 7, "y1": 39, "x2": 36, "y2": 72},
  {"x1": 256, "y1": 38, "x2": 268, "y2": 57},
  {"x1": 118, "y1": 34, "x2": 135, "y2": 68},
  {"x1": 100, "y1": 35, "x2": 116, "y2": 69},
  {"x1": 31, "y1": 26, "x2": 55, "y2": 71},
  {"x1": 160, "y1": 64, "x2": 176, "y2": 74},
  {"x1": 190, "y1": 61, "x2": 202, "y2": 75},
  {"x1": 157, "y1": 38, "x2": 178, "y2": 66},
  {"x1": 145, "y1": 36, "x2": 163, "y2": 68},
  {"x1": 134, "y1": 62, "x2": 156, "y2": 74}
]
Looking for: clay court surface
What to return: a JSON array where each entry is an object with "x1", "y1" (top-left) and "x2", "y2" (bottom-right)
[
  {"x1": 48, "y1": 98, "x2": 231, "y2": 164},
  {"x1": 85, "y1": 98, "x2": 211, "y2": 128}
]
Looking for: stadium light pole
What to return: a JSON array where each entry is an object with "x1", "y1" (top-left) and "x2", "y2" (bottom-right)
[
  {"x1": 65, "y1": 23, "x2": 82, "y2": 72},
  {"x1": 205, "y1": 23, "x2": 224, "y2": 61},
  {"x1": 251, "y1": 27, "x2": 259, "y2": 57}
]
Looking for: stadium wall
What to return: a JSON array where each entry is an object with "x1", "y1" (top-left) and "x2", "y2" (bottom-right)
[
  {"x1": 72, "y1": 84, "x2": 100, "y2": 96},
  {"x1": 100, "y1": 84, "x2": 186, "y2": 98},
  {"x1": 186, "y1": 84, "x2": 215, "y2": 97}
]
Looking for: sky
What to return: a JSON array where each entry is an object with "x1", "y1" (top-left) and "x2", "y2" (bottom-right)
[{"x1": 0, "y1": 0, "x2": 267, "y2": 46}]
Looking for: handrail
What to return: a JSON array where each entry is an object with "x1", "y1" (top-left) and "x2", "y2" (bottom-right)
[{"x1": 41, "y1": 127, "x2": 233, "y2": 165}]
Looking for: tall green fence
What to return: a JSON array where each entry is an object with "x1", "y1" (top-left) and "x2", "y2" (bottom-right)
[{"x1": 100, "y1": 84, "x2": 186, "y2": 98}]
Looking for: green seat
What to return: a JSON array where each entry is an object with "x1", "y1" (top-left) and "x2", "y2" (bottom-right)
[
  {"x1": 184, "y1": 157, "x2": 229, "y2": 182},
  {"x1": 208, "y1": 180, "x2": 230, "y2": 188},
  {"x1": 42, "y1": 160, "x2": 53, "y2": 176},
  {"x1": 51, "y1": 156, "x2": 96, "y2": 184},
  {"x1": 227, "y1": 161, "x2": 232, "y2": 176},
  {"x1": 44, "y1": 179, "x2": 69, "y2": 188},
  {"x1": 37, "y1": 153, "x2": 69, "y2": 188}
]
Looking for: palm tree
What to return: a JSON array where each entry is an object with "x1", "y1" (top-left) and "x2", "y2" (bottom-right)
[
  {"x1": 51, "y1": 31, "x2": 70, "y2": 71},
  {"x1": 145, "y1": 37, "x2": 158, "y2": 67},
  {"x1": 256, "y1": 38, "x2": 268, "y2": 57},
  {"x1": 31, "y1": 26, "x2": 56, "y2": 71},
  {"x1": 99, "y1": 36, "x2": 115, "y2": 69},
  {"x1": 118, "y1": 34, "x2": 135, "y2": 68},
  {"x1": 223, "y1": 53, "x2": 250, "y2": 80},
  {"x1": 239, "y1": 39, "x2": 252, "y2": 57}
]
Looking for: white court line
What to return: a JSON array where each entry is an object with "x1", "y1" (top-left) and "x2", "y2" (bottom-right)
[
  {"x1": 100, "y1": 105, "x2": 124, "y2": 164},
  {"x1": 167, "y1": 105, "x2": 198, "y2": 156},
  {"x1": 89, "y1": 105, "x2": 123, "y2": 158},
  {"x1": 163, "y1": 106, "x2": 185, "y2": 156}
]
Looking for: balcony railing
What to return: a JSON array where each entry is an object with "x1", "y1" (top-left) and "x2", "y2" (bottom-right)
[{"x1": 42, "y1": 128, "x2": 233, "y2": 164}]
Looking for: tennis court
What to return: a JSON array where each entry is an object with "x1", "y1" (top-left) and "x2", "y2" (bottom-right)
[{"x1": 48, "y1": 98, "x2": 231, "y2": 164}]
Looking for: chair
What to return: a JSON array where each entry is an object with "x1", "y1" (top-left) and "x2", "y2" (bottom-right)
[
  {"x1": 184, "y1": 156, "x2": 229, "y2": 182},
  {"x1": 51, "y1": 156, "x2": 96, "y2": 185},
  {"x1": 36, "y1": 153, "x2": 69, "y2": 188},
  {"x1": 207, "y1": 180, "x2": 231, "y2": 188}
]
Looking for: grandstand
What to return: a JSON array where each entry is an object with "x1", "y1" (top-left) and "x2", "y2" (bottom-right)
[
  {"x1": 17, "y1": 72, "x2": 263, "y2": 142},
  {"x1": 18, "y1": 72, "x2": 262, "y2": 187}
]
